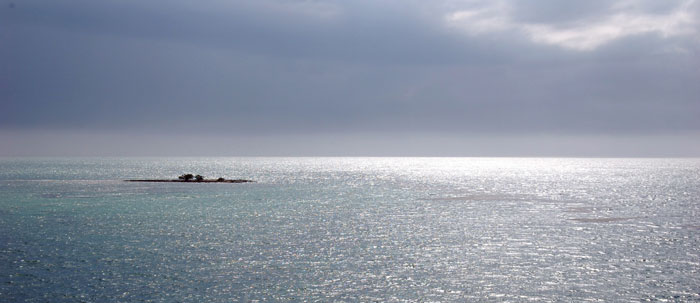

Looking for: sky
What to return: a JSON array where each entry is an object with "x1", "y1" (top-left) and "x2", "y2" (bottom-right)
[{"x1": 1, "y1": 0, "x2": 699, "y2": 156}]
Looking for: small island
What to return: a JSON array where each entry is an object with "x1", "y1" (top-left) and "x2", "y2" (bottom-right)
[{"x1": 126, "y1": 174, "x2": 254, "y2": 183}]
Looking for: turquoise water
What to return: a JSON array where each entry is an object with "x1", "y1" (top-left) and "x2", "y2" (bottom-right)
[{"x1": 1, "y1": 158, "x2": 699, "y2": 301}]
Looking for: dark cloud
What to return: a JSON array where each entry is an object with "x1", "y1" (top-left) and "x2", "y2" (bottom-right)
[{"x1": 1, "y1": 0, "x2": 698, "y2": 155}]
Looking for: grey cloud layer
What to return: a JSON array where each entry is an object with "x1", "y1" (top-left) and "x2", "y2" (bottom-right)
[{"x1": 1, "y1": 0, "x2": 698, "y2": 137}]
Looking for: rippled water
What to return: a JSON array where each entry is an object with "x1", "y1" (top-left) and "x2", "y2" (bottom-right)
[{"x1": 1, "y1": 158, "x2": 699, "y2": 301}]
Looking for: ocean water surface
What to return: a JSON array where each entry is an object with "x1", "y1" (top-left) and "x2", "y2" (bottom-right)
[{"x1": 1, "y1": 157, "x2": 699, "y2": 301}]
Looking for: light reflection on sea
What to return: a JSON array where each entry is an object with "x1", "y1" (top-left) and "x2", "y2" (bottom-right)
[{"x1": 1, "y1": 158, "x2": 699, "y2": 301}]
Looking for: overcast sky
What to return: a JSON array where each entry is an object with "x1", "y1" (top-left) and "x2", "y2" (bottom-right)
[{"x1": 1, "y1": 0, "x2": 699, "y2": 156}]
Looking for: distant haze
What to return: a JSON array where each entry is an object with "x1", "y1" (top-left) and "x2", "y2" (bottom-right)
[{"x1": 1, "y1": 0, "x2": 699, "y2": 156}]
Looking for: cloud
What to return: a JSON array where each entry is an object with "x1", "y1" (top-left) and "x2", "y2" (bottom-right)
[
  {"x1": 446, "y1": 0, "x2": 698, "y2": 51},
  {"x1": 445, "y1": 1, "x2": 512, "y2": 34},
  {"x1": 1, "y1": 0, "x2": 699, "y2": 156}
]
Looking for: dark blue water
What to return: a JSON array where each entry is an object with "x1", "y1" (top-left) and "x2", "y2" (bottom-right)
[{"x1": 1, "y1": 158, "x2": 699, "y2": 301}]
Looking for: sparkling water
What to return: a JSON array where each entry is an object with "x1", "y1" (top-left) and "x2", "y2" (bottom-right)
[{"x1": 1, "y1": 158, "x2": 699, "y2": 301}]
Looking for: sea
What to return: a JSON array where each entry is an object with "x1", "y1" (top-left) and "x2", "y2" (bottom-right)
[{"x1": 1, "y1": 157, "x2": 699, "y2": 302}]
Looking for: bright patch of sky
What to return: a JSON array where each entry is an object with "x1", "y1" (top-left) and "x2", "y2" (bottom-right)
[{"x1": 446, "y1": 0, "x2": 697, "y2": 51}]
